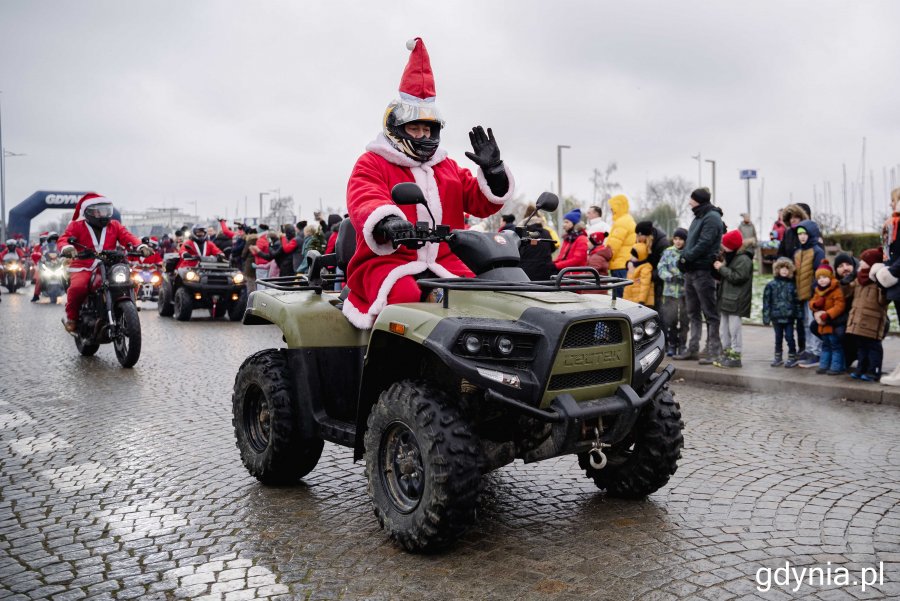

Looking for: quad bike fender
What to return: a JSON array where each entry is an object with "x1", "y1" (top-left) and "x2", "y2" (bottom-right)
[{"x1": 242, "y1": 288, "x2": 369, "y2": 348}]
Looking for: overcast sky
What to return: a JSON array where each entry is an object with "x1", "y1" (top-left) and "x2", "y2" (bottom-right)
[{"x1": 1, "y1": 0, "x2": 898, "y2": 233}]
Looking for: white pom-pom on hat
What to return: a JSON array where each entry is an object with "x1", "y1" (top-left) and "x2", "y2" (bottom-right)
[{"x1": 406, "y1": 39, "x2": 418, "y2": 51}]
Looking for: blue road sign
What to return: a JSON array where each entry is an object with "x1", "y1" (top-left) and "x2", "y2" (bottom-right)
[{"x1": 740, "y1": 169, "x2": 758, "y2": 179}]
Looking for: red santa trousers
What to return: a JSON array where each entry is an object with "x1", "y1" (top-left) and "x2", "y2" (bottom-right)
[{"x1": 65, "y1": 271, "x2": 93, "y2": 321}]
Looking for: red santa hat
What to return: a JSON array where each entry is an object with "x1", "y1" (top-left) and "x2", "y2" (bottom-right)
[
  {"x1": 72, "y1": 192, "x2": 109, "y2": 221},
  {"x1": 399, "y1": 38, "x2": 436, "y2": 101}
]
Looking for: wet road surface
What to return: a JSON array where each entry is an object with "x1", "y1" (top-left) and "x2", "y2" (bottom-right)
[{"x1": 1, "y1": 290, "x2": 899, "y2": 600}]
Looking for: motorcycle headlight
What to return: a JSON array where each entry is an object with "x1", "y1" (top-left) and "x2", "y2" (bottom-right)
[
  {"x1": 233, "y1": 272, "x2": 245, "y2": 284},
  {"x1": 111, "y1": 264, "x2": 130, "y2": 284},
  {"x1": 132, "y1": 273, "x2": 143, "y2": 283},
  {"x1": 151, "y1": 274, "x2": 161, "y2": 284},
  {"x1": 185, "y1": 270, "x2": 199, "y2": 282}
]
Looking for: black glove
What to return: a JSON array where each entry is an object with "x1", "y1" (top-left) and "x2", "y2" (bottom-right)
[
  {"x1": 464, "y1": 126, "x2": 503, "y2": 172},
  {"x1": 373, "y1": 215, "x2": 415, "y2": 244},
  {"x1": 217, "y1": 254, "x2": 226, "y2": 263},
  {"x1": 465, "y1": 126, "x2": 508, "y2": 197}
]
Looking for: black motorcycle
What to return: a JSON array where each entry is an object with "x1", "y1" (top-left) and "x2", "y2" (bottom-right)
[{"x1": 66, "y1": 239, "x2": 143, "y2": 368}]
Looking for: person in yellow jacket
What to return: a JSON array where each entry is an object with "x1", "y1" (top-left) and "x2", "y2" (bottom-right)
[
  {"x1": 623, "y1": 242, "x2": 655, "y2": 307},
  {"x1": 606, "y1": 194, "x2": 636, "y2": 298}
]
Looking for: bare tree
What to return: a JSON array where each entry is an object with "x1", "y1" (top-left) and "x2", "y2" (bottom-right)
[
  {"x1": 590, "y1": 162, "x2": 621, "y2": 218},
  {"x1": 641, "y1": 175, "x2": 694, "y2": 225},
  {"x1": 815, "y1": 213, "x2": 842, "y2": 236}
]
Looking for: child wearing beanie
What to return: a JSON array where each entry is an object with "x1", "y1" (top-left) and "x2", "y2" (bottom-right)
[
  {"x1": 586, "y1": 227, "x2": 612, "y2": 279},
  {"x1": 764, "y1": 257, "x2": 802, "y2": 367},
  {"x1": 657, "y1": 228, "x2": 689, "y2": 356},
  {"x1": 848, "y1": 248, "x2": 890, "y2": 381},
  {"x1": 713, "y1": 229, "x2": 752, "y2": 368},
  {"x1": 809, "y1": 260, "x2": 846, "y2": 374},
  {"x1": 622, "y1": 242, "x2": 654, "y2": 307}
]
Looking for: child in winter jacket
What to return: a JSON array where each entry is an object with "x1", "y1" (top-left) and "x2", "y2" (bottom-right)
[
  {"x1": 848, "y1": 248, "x2": 890, "y2": 381},
  {"x1": 582, "y1": 227, "x2": 613, "y2": 295},
  {"x1": 623, "y1": 242, "x2": 654, "y2": 307},
  {"x1": 763, "y1": 257, "x2": 802, "y2": 367},
  {"x1": 793, "y1": 220, "x2": 826, "y2": 366},
  {"x1": 657, "y1": 228, "x2": 688, "y2": 356},
  {"x1": 713, "y1": 229, "x2": 752, "y2": 368},
  {"x1": 808, "y1": 260, "x2": 846, "y2": 375}
]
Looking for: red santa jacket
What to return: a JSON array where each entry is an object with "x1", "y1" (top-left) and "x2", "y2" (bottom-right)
[
  {"x1": 342, "y1": 133, "x2": 515, "y2": 329},
  {"x1": 139, "y1": 252, "x2": 163, "y2": 266},
  {"x1": 0, "y1": 247, "x2": 25, "y2": 260},
  {"x1": 177, "y1": 239, "x2": 223, "y2": 268},
  {"x1": 60, "y1": 220, "x2": 142, "y2": 272}
]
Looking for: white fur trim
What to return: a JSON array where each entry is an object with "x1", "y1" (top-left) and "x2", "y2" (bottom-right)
[
  {"x1": 76, "y1": 195, "x2": 108, "y2": 221},
  {"x1": 342, "y1": 297, "x2": 376, "y2": 329},
  {"x1": 476, "y1": 163, "x2": 515, "y2": 205},
  {"x1": 369, "y1": 261, "x2": 430, "y2": 316},
  {"x1": 363, "y1": 204, "x2": 405, "y2": 256},
  {"x1": 342, "y1": 259, "x2": 460, "y2": 330},
  {"x1": 366, "y1": 133, "x2": 447, "y2": 169},
  {"x1": 869, "y1": 263, "x2": 884, "y2": 277},
  {"x1": 406, "y1": 39, "x2": 417, "y2": 51},
  {"x1": 876, "y1": 265, "x2": 899, "y2": 288}
]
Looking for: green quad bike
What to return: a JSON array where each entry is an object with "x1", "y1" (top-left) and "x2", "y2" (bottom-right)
[{"x1": 232, "y1": 183, "x2": 683, "y2": 552}]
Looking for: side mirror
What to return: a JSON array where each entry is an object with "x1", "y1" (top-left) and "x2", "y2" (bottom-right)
[
  {"x1": 536, "y1": 192, "x2": 559, "y2": 213},
  {"x1": 391, "y1": 182, "x2": 427, "y2": 206}
]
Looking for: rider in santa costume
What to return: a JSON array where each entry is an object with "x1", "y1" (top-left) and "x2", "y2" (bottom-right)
[
  {"x1": 342, "y1": 37, "x2": 515, "y2": 329},
  {"x1": 60, "y1": 193, "x2": 150, "y2": 332},
  {"x1": 177, "y1": 225, "x2": 225, "y2": 268}
]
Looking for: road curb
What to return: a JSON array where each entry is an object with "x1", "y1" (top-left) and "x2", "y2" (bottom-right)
[{"x1": 669, "y1": 364, "x2": 900, "y2": 407}]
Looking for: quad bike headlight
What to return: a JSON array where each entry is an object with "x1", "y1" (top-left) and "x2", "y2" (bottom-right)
[
  {"x1": 632, "y1": 325, "x2": 645, "y2": 342},
  {"x1": 643, "y1": 319, "x2": 659, "y2": 337},
  {"x1": 495, "y1": 336, "x2": 515, "y2": 356},
  {"x1": 463, "y1": 334, "x2": 482, "y2": 354},
  {"x1": 150, "y1": 274, "x2": 161, "y2": 284},
  {"x1": 233, "y1": 272, "x2": 245, "y2": 284},
  {"x1": 185, "y1": 270, "x2": 199, "y2": 282},
  {"x1": 132, "y1": 273, "x2": 143, "y2": 283}
]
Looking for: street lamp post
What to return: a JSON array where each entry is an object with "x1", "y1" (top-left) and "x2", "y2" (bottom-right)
[
  {"x1": 556, "y1": 145, "x2": 570, "y2": 232},
  {"x1": 691, "y1": 152, "x2": 702, "y2": 188},
  {"x1": 705, "y1": 159, "x2": 716, "y2": 204},
  {"x1": 259, "y1": 192, "x2": 269, "y2": 224}
]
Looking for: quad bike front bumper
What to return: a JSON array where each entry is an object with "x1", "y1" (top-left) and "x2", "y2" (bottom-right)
[{"x1": 485, "y1": 364, "x2": 675, "y2": 463}]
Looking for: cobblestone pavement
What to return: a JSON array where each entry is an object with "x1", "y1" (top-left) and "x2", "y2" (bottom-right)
[{"x1": 1, "y1": 290, "x2": 899, "y2": 600}]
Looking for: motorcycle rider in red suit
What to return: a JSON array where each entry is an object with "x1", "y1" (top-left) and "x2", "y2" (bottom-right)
[
  {"x1": 177, "y1": 225, "x2": 225, "y2": 268},
  {"x1": 342, "y1": 38, "x2": 514, "y2": 329},
  {"x1": 59, "y1": 193, "x2": 151, "y2": 332}
]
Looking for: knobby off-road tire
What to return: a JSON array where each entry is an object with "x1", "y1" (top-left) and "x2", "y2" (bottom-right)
[
  {"x1": 578, "y1": 388, "x2": 683, "y2": 499},
  {"x1": 157, "y1": 282, "x2": 174, "y2": 317},
  {"x1": 113, "y1": 301, "x2": 142, "y2": 368},
  {"x1": 173, "y1": 287, "x2": 193, "y2": 321},
  {"x1": 232, "y1": 349, "x2": 323, "y2": 484},
  {"x1": 364, "y1": 380, "x2": 482, "y2": 552}
]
